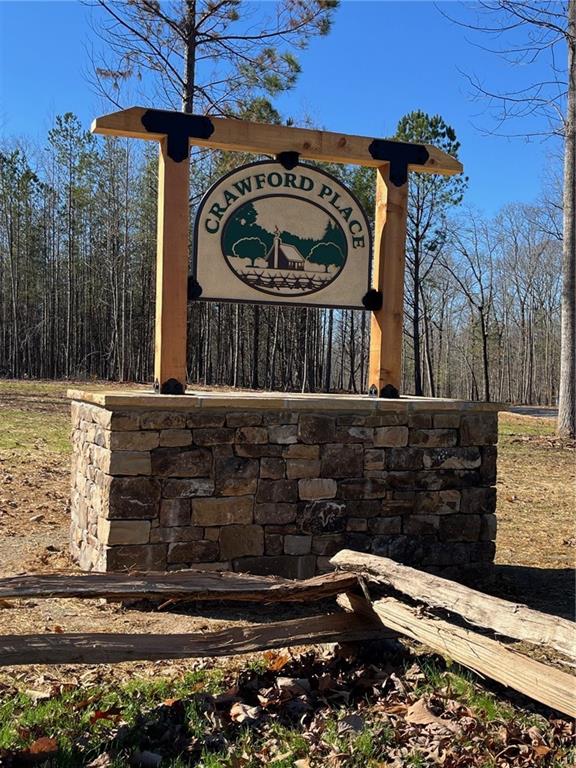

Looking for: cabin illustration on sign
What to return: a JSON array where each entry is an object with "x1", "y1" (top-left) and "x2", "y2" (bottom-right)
[
  {"x1": 221, "y1": 201, "x2": 349, "y2": 296},
  {"x1": 266, "y1": 228, "x2": 306, "y2": 271}
]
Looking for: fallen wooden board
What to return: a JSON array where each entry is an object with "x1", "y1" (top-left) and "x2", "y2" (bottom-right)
[
  {"x1": 331, "y1": 550, "x2": 576, "y2": 660},
  {"x1": 0, "y1": 570, "x2": 357, "y2": 603},
  {"x1": 340, "y1": 593, "x2": 576, "y2": 718},
  {"x1": 0, "y1": 612, "x2": 387, "y2": 666}
]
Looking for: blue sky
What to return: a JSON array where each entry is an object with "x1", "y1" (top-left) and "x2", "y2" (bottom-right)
[{"x1": 0, "y1": 1, "x2": 564, "y2": 213}]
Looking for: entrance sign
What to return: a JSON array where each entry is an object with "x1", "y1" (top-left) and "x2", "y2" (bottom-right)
[
  {"x1": 193, "y1": 161, "x2": 372, "y2": 308},
  {"x1": 90, "y1": 107, "x2": 463, "y2": 394}
]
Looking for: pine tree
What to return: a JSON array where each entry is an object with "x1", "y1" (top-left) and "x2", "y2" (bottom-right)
[
  {"x1": 394, "y1": 111, "x2": 467, "y2": 396},
  {"x1": 91, "y1": 0, "x2": 339, "y2": 115}
]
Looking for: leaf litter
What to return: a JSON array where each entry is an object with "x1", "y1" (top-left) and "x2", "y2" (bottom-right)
[{"x1": 0, "y1": 644, "x2": 573, "y2": 767}]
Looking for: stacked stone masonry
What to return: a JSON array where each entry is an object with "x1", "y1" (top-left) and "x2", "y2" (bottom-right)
[{"x1": 70, "y1": 399, "x2": 499, "y2": 579}]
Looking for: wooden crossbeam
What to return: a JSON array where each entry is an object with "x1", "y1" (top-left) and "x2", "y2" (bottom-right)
[
  {"x1": 91, "y1": 107, "x2": 462, "y2": 175},
  {"x1": 0, "y1": 570, "x2": 358, "y2": 603},
  {"x1": 0, "y1": 613, "x2": 386, "y2": 667}
]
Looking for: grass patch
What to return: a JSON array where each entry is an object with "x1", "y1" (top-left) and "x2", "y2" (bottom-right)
[
  {"x1": 0, "y1": 408, "x2": 70, "y2": 452},
  {"x1": 0, "y1": 379, "x2": 147, "y2": 397},
  {"x1": 0, "y1": 379, "x2": 72, "y2": 397},
  {"x1": 0, "y1": 668, "x2": 226, "y2": 765},
  {"x1": 318, "y1": 715, "x2": 393, "y2": 767},
  {"x1": 415, "y1": 658, "x2": 515, "y2": 722},
  {"x1": 0, "y1": 378, "x2": 148, "y2": 454},
  {"x1": 499, "y1": 412, "x2": 557, "y2": 437}
]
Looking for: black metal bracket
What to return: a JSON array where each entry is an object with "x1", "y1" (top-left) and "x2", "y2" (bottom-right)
[
  {"x1": 276, "y1": 151, "x2": 300, "y2": 170},
  {"x1": 188, "y1": 275, "x2": 203, "y2": 301},
  {"x1": 368, "y1": 139, "x2": 429, "y2": 187},
  {"x1": 362, "y1": 289, "x2": 383, "y2": 312},
  {"x1": 141, "y1": 110, "x2": 215, "y2": 163},
  {"x1": 154, "y1": 377, "x2": 186, "y2": 395}
]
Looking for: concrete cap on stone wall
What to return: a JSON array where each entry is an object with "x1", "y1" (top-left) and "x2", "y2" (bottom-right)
[{"x1": 68, "y1": 388, "x2": 505, "y2": 413}]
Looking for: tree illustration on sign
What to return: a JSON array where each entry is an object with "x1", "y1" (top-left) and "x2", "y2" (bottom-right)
[
  {"x1": 222, "y1": 197, "x2": 349, "y2": 296},
  {"x1": 232, "y1": 237, "x2": 267, "y2": 265},
  {"x1": 307, "y1": 242, "x2": 344, "y2": 273}
]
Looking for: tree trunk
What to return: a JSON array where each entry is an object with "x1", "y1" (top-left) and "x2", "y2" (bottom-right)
[
  {"x1": 360, "y1": 309, "x2": 367, "y2": 392},
  {"x1": 182, "y1": 1, "x2": 197, "y2": 113},
  {"x1": 301, "y1": 308, "x2": 309, "y2": 392},
  {"x1": 269, "y1": 307, "x2": 279, "y2": 388},
  {"x1": 252, "y1": 304, "x2": 260, "y2": 389},
  {"x1": 558, "y1": 0, "x2": 576, "y2": 438},
  {"x1": 479, "y1": 308, "x2": 491, "y2": 402},
  {"x1": 421, "y1": 287, "x2": 435, "y2": 397},
  {"x1": 65, "y1": 155, "x2": 73, "y2": 379},
  {"x1": 347, "y1": 310, "x2": 356, "y2": 392},
  {"x1": 412, "y1": 256, "x2": 423, "y2": 395},
  {"x1": 324, "y1": 309, "x2": 333, "y2": 391}
]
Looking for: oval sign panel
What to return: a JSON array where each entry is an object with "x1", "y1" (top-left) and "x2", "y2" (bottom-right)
[{"x1": 193, "y1": 161, "x2": 372, "y2": 308}]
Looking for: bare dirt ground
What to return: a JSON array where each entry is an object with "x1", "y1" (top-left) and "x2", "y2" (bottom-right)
[
  {"x1": 0, "y1": 381, "x2": 574, "y2": 686},
  {"x1": 491, "y1": 412, "x2": 575, "y2": 620},
  {"x1": 0, "y1": 382, "x2": 344, "y2": 689}
]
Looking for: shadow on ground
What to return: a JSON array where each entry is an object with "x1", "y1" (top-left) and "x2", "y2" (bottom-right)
[
  {"x1": 134, "y1": 597, "x2": 338, "y2": 625},
  {"x1": 507, "y1": 405, "x2": 558, "y2": 418},
  {"x1": 485, "y1": 564, "x2": 575, "y2": 620},
  {"x1": 144, "y1": 566, "x2": 576, "y2": 625}
]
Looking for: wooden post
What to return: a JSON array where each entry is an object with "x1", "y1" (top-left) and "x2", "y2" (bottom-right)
[
  {"x1": 154, "y1": 138, "x2": 190, "y2": 393},
  {"x1": 369, "y1": 165, "x2": 409, "y2": 397}
]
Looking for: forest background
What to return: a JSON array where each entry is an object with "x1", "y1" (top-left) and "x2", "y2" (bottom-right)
[{"x1": 0, "y1": 0, "x2": 571, "y2": 413}]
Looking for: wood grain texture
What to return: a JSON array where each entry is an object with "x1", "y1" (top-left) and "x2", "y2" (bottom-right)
[
  {"x1": 368, "y1": 167, "x2": 408, "y2": 393},
  {"x1": 0, "y1": 612, "x2": 384, "y2": 667},
  {"x1": 342, "y1": 593, "x2": 576, "y2": 718},
  {"x1": 0, "y1": 570, "x2": 358, "y2": 603},
  {"x1": 91, "y1": 107, "x2": 463, "y2": 175},
  {"x1": 331, "y1": 550, "x2": 576, "y2": 660},
  {"x1": 154, "y1": 137, "x2": 189, "y2": 391}
]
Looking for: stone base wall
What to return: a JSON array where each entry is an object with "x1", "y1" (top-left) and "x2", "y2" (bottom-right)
[{"x1": 70, "y1": 395, "x2": 499, "y2": 579}]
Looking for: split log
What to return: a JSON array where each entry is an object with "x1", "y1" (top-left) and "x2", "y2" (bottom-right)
[
  {"x1": 0, "y1": 612, "x2": 386, "y2": 667},
  {"x1": 331, "y1": 550, "x2": 575, "y2": 660},
  {"x1": 339, "y1": 593, "x2": 576, "y2": 718},
  {"x1": 0, "y1": 570, "x2": 358, "y2": 603}
]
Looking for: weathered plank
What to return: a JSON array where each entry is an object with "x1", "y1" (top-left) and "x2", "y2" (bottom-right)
[
  {"x1": 340, "y1": 593, "x2": 576, "y2": 718},
  {"x1": 0, "y1": 612, "x2": 385, "y2": 667},
  {"x1": 331, "y1": 550, "x2": 576, "y2": 660},
  {"x1": 0, "y1": 569, "x2": 358, "y2": 603},
  {"x1": 91, "y1": 107, "x2": 463, "y2": 175}
]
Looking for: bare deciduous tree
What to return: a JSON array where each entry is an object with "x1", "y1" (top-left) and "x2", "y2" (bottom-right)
[
  {"x1": 443, "y1": 0, "x2": 575, "y2": 436},
  {"x1": 442, "y1": 213, "x2": 497, "y2": 402}
]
